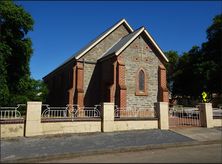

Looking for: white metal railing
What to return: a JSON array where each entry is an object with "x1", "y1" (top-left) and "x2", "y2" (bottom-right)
[
  {"x1": 41, "y1": 104, "x2": 101, "y2": 118},
  {"x1": 41, "y1": 104, "x2": 71, "y2": 118},
  {"x1": 0, "y1": 104, "x2": 25, "y2": 119},
  {"x1": 212, "y1": 106, "x2": 222, "y2": 117},
  {"x1": 114, "y1": 106, "x2": 156, "y2": 118},
  {"x1": 169, "y1": 105, "x2": 201, "y2": 127},
  {"x1": 74, "y1": 105, "x2": 101, "y2": 117}
]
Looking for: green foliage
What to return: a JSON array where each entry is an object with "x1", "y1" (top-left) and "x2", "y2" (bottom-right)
[
  {"x1": 163, "y1": 50, "x2": 179, "y2": 92},
  {"x1": 201, "y1": 13, "x2": 222, "y2": 96},
  {"x1": 173, "y1": 49, "x2": 205, "y2": 99},
  {"x1": 0, "y1": 1, "x2": 49, "y2": 106},
  {"x1": 168, "y1": 13, "x2": 221, "y2": 101},
  {"x1": 9, "y1": 79, "x2": 49, "y2": 105}
]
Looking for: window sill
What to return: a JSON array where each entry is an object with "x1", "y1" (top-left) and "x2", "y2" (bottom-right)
[{"x1": 135, "y1": 91, "x2": 148, "y2": 96}]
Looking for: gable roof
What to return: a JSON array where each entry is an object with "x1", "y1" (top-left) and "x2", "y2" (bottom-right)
[
  {"x1": 44, "y1": 19, "x2": 169, "y2": 79},
  {"x1": 74, "y1": 18, "x2": 134, "y2": 60},
  {"x1": 98, "y1": 26, "x2": 144, "y2": 60},
  {"x1": 44, "y1": 19, "x2": 134, "y2": 78},
  {"x1": 98, "y1": 26, "x2": 169, "y2": 62}
]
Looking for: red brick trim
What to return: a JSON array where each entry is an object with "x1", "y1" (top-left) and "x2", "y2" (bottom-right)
[
  {"x1": 114, "y1": 117, "x2": 158, "y2": 121},
  {"x1": 117, "y1": 54, "x2": 123, "y2": 60},
  {"x1": 117, "y1": 60, "x2": 125, "y2": 66},
  {"x1": 76, "y1": 63, "x2": 84, "y2": 108},
  {"x1": 144, "y1": 45, "x2": 150, "y2": 50},
  {"x1": 144, "y1": 58, "x2": 150, "y2": 63},
  {"x1": 135, "y1": 67, "x2": 148, "y2": 96},
  {"x1": 134, "y1": 44, "x2": 139, "y2": 49},
  {"x1": 117, "y1": 60, "x2": 127, "y2": 109},
  {"x1": 134, "y1": 57, "x2": 140, "y2": 62},
  {"x1": 159, "y1": 64, "x2": 166, "y2": 70},
  {"x1": 41, "y1": 118, "x2": 101, "y2": 123},
  {"x1": 158, "y1": 64, "x2": 169, "y2": 104}
]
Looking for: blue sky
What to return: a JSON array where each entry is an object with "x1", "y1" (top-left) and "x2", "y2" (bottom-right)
[{"x1": 14, "y1": 1, "x2": 221, "y2": 81}]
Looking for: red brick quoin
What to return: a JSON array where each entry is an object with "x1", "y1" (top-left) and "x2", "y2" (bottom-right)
[
  {"x1": 117, "y1": 59, "x2": 127, "y2": 109},
  {"x1": 158, "y1": 64, "x2": 169, "y2": 103},
  {"x1": 76, "y1": 63, "x2": 84, "y2": 108}
]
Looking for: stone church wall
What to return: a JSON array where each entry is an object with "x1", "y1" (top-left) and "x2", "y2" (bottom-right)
[
  {"x1": 79, "y1": 24, "x2": 130, "y2": 106},
  {"x1": 121, "y1": 34, "x2": 162, "y2": 111}
]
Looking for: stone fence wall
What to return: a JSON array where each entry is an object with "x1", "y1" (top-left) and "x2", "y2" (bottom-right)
[{"x1": 1, "y1": 102, "x2": 221, "y2": 138}]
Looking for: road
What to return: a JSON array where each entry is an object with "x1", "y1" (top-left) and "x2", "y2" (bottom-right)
[{"x1": 36, "y1": 143, "x2": 222, "y2": 163}]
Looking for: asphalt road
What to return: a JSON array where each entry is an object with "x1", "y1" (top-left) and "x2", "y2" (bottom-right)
[{"x1": 36, "y1": 143, "x2": 222, "y2": 163}]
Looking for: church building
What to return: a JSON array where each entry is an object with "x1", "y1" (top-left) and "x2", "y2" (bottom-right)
[{"x1": 43, "y1": 18, "x2": 169, "y2": 111}]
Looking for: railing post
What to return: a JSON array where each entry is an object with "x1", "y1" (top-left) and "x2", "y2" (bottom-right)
[
  {"x1": 198, "y1": 103, "x2": 213, "y2": 128},
  {"x1": 100, "y1": 102, "x2": 114, "y2": 132},
  {"x1": 25, "y1": 101, "x2": 42, "y2": 137},
  {"x1": 154, "y1": 102, "x2": 169, "y2": 130}
]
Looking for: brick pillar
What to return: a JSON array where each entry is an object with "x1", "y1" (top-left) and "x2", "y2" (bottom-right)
[
  {"x1": 117, "y1": 60, "x2": 127, "y2": 109},
  {"x1": 76, "y1": 63, "x2": 84, "y2": 108},
  {"x1": 158, "y1": 64, "x2": 169, "y2": 104}
]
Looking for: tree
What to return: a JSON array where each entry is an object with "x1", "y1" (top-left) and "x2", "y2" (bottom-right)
[
  {"x1": 163, "y1": 50, "x2": 179, "y2": 93},
  {"x1": 0, "y1": 1, "x2": 48, "y2": 106},
  {"x1": 188, "y1": 14, "x2": 222, "y2": 101},
  {"x1": 172, "y1": 14, "x2": 221, "y2": 101},
  {"x1": 173, "y1": 49, "x2": 204, "y2": 99},
  {"x1": 201, "y1": 13, "x2": 222, "y2": 98}
]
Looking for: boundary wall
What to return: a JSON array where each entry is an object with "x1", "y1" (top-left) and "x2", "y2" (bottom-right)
[
  {"x1": 199, "y1": 103, "x2": 222, "y2": 127},
  {"x1": 1, "y1": 102, "x2": 221, "y2": 138}
]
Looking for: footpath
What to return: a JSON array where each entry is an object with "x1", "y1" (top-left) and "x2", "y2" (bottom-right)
[{"x1": 1, "y1": 127, "x2": 222, "y2": 163}]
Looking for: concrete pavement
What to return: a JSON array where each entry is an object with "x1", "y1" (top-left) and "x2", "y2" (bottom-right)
[
  {"x1": 170, "y1": 127, "x2": 222, "y2": 141},
  {"x1": 1, "y1": 127, "x2": 221, "y2": 163}
]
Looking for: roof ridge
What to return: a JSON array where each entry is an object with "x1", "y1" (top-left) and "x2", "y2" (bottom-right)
[
  {"x1": 98, "y1": 37, "x2": 122, "y2": 60},
  {"x1": 75, "y1": 18, "x2": 133, "y2": 59},
  {"x1": 43, "y1": 18, "x2": 134, "y2": 78},
  {"x1": 120, "y1": 26, "x2": 143, "y2": 39},
  {"x1": 98, "y1": 25, "x2": 169, "y2": 63},
  {"x1": 98, "y1": 27, "x2": 144, "y2": 61}
]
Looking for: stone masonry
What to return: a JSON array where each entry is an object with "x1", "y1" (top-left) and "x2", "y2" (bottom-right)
[
  {"x1": 121, "y1": 35, "x2": 162, "y2": 111},
  {"x1": 43, "y1": 19, "x2": 169, "y2": 110}
]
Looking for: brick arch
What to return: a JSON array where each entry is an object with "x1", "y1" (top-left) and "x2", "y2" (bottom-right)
[{"x1": 135, "y1": 67, "x2": 148, "y2": 96}]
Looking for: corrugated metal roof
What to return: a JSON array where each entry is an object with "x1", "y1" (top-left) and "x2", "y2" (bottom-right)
[
  {"x1": 43, "y1": 18, "x2": 134, "y2": 78},
  {"x1": 98, "y1": 27, "x2": 144, "y2": 60},
  {"x1": 43, "y1": 19, "x2": 169, "y2": 79},
  {"x1": 98, "y1": 26, "x2": 169, "y2": 62}
]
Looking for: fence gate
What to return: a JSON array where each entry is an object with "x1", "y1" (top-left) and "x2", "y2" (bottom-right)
[{"x1": 169, "y1": 105, "x2": 201, "y2": 128}]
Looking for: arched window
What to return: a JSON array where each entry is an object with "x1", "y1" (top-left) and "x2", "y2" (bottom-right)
[
  {"x1": 139, "y1": 70, "x2": 144, "y2": 91},
  {"x1": 135, "y1": 68, "x2": 148, "y2": 96}
]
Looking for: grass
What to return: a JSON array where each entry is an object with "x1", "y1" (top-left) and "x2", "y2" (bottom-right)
[
  {"x1": 171, "y1": 106, "x2": 196, "y2": 110},
  {"x1": 183, "y1": 107, "x2": 196, "y2": 109}
]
